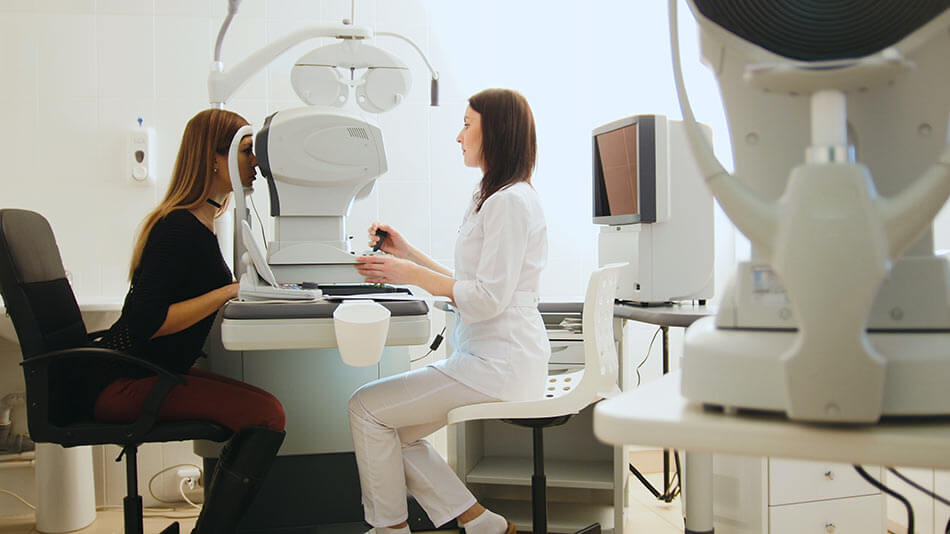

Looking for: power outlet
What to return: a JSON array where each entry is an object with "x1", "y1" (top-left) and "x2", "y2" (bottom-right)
[{"x1": 176, "y1": 466, "x2": 202, "y2": 490}]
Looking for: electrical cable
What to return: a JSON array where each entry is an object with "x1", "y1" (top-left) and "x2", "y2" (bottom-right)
[
  {"x1": 636, "y1": 327, "x2": 663, "y2": 387},
  {"x1": 0, "y1": 488, "x2": 35, "y2": 510},
  {"x1": 248, "y1": 194, "x2": 267, "y2": 248},
  {"x1": 853, "y1": 465, "x2": 913, "y2": 534},
  {"x1": 179, "y1": 477, "x2": 202, "y2": 509},
  {"x1": 886, "y1": 467, "x2": 950, "y2": 534},
  {"x1": 97, "y1": 504, "x2": 200, "y2": 519},
  {"x1": 887, "y1": 467, "x2": 950, "y2": 507},
  {"x1": 410, "y1": 326, "x2": 447, "y2": 363},
  {"x1": 147, "y1": 463, "x2": 203, "y2": 505}
]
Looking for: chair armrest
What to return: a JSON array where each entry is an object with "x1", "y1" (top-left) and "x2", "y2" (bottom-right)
[
  {"x1": 20, "y1": 346, "x2": 185, "y2": 385},
  {"x1": 21, "y1": 347, "x2": 187, "y2": 444}
]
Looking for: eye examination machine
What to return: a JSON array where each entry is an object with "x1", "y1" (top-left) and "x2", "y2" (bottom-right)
[
  {"x1": 593, "y1": 114, "x2": 715, "y2": 304},
  {"x1": 672, "y1": 0, "x2": 950, "y2": 423},
  {"x1": 195, "y1": 1, "x2": 439, "y2": 531}
]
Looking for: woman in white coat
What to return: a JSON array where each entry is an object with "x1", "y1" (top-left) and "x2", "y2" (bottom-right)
[{"x1": 350, "y1": 88, "x2": 549, "y2": 534}]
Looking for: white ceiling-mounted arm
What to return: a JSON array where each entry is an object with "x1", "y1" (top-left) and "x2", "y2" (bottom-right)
[
  {"x1": 669, "y1": 0, "x2": 777, "y2": 248},
  {"x1": 209, "y1": 23, "x2": 373, "y2": 107},
  {"x1": 376, "y1": 31, "x2": 440, "y2": 106}
]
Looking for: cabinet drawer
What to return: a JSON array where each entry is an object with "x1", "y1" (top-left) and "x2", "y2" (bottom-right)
[
  {"x1": 549, "y1": 340, "x2": 585, "y2": 365},
  {"x1": 769, "y1": 494, "x2": 883, "y2": 534},
  {"x1": 770, "y1": 459, "x2": 879, "y2": 505}
]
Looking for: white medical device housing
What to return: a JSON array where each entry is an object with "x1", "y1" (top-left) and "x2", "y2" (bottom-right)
[
  {"x1": 673, "y1": 0, "x2": 950, "y2": 422},
  {"x1": 255, "y1": 106, "x2": 386, "y2": 284},
  {"x1": 594, "y1": 114, "x2": 714, "y2": 304},
  {"x1": 210, "y1": 14, "x2": 438, "y2": 285}
]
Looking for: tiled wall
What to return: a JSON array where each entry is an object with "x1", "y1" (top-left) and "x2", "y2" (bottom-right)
[{"x1": 0, "y1": 0, "x2": 743, "y2": 514}]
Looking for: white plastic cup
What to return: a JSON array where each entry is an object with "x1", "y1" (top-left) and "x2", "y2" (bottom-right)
[{"x1": 333, "y1": 301, "x2": 391, "y2": 367}]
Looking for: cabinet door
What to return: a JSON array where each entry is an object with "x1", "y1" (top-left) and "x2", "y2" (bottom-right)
[
  {"x1": 769, "y1": 494, "x2": 883, "y2": 534},
  {"x1": 769, "y1": 459, "x2": 879, "y2": 506},
  {"x1": 886, "y1": 467, "x2": 934, "y2": 534},
  {"x1": 936, "y1": 469, "x2": 950, "y2": 534}
]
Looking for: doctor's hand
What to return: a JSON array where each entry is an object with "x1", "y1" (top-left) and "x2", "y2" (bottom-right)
[
  {"x1": 356, "y1": 255, "x2": 418, "y2": 285},
  {"x1": 368, "y1": 222, "x2": 410, "y2": 259}
]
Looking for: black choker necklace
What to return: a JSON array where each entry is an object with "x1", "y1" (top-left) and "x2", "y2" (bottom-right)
[{"x1": 206, "y1": 198, "x2": 222, "y2": 209}]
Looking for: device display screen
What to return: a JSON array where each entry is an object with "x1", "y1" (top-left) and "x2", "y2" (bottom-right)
[{"x1": 596, "y1": 124, "x2": 639, "y2": 217}]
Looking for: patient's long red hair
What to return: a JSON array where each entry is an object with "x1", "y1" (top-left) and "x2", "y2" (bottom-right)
[{"x1": 128, "y1": 109, "x2": 248, "y2": 279}]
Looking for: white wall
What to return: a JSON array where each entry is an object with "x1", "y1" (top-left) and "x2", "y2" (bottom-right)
[{"x1": 0, "y1": 0, "x2": 739, "y2": 514}]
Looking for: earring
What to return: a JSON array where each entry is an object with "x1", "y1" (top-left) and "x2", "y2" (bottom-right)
[{"x1": 213, "y1": 167, "x2": 218, "y2": 173}]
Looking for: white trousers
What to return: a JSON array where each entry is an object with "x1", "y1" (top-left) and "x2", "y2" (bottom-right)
[{"x1": 347, "y1": 366, "x2": 498, "y2": 528}]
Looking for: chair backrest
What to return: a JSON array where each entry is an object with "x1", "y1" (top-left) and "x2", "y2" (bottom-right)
[
  {"x1": 579, "y1": 263, "x2": 624, "y2": 400},
  {"x1": 0, "y1": 209, "x2": 91, "y2": 427},
  {"x1": 447, "y1": 263, "x2": 626, "y2": 423}
]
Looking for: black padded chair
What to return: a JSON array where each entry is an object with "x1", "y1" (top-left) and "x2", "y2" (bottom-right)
[{"x1": 0, "y1": 209, "x2": 232, "y2": 534}]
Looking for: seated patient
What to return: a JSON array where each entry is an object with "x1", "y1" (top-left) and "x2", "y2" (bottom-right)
[{"x1": 93, "y1": 108, "x2": 285, "y2": 534}]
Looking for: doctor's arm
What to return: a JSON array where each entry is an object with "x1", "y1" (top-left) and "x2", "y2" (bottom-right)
[
  {"x1": 367, "y1": 222, "x2": 452, "y2": 277},
  {"x1": 355, "y1": 256, "x2": 455, "y2": 300}
]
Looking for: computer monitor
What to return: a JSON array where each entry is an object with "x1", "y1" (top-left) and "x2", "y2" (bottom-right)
[{"x1": 592, "y1": 115, "x2": 660, "y2": 225}]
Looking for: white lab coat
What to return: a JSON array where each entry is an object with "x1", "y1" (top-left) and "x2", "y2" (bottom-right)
[{"x1": 431, "y1": 181, "x2": 550, "y2": 402}]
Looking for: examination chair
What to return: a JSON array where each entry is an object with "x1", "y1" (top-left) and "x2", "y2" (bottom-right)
[
  {"x1": 448, "y1": 263, "x2": 625, "y2": 534},
  {"x1": 0, "y1": 209, "x2": 232, "y2": 534}
]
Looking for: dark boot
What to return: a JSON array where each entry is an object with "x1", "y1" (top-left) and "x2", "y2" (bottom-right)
[{"x1": 192, "y1": 426, "x2": 286, "y2": 534}]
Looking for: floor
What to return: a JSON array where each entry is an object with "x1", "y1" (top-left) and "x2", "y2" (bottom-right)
[{"x1": 0, "y1": 473, "x2": 685, "y2": 534}]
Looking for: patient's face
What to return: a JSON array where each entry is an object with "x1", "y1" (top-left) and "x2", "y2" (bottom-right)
[
  {"x1": 237, "y1": 136, "x2": 257, "y2": 188},
  {"x1": 214, "y1": 135, "x2": 257, "y2": 191}
]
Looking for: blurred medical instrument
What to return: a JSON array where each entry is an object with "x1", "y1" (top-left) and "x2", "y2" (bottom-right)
[
  {"x1": 673, "y1": 0, "x2": 950, "y2": 422},
  {"x1": 210, "y1": 0, "x2": 438, "y2": 285},
  {"x1": 593, "y1": 114, "x2": 715, "y2": 304}
]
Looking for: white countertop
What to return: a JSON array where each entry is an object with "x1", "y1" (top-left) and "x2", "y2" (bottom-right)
[{"x1": 594, "y1": 371, "x2": 950, "y2": 469}]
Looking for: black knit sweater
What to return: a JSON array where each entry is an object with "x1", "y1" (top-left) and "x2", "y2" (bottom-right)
[{"x1": 95, "y1": 209, "x2": 233, "y2": 388}]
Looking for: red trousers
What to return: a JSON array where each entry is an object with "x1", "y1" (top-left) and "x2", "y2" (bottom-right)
[{"x1": 94, "y1": 367, "x2": 285, "y2": 432}]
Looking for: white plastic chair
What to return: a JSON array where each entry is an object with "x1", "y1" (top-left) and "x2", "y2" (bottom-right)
[{"x1": 447, "y1": 263, "x2": 625, "y2": 534}]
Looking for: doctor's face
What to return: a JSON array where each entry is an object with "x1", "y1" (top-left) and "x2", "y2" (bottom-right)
[{"x1": 456, "y1": 106, "x2": 484, "y2": 170}]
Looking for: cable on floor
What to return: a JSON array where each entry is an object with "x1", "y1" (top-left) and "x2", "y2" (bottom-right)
[{"x1": 0, "y1": 488, "x2": 35, "y2": 510}]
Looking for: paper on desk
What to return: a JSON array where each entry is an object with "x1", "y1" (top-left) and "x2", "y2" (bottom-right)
[{"x1": 324, "y1": 293, "x2": 451, "y2": 302}]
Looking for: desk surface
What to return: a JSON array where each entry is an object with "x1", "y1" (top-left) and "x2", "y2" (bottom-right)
[
  {"x1": 594, "y1": 371, "x2": 950, "y2": 469},
  {"x1": 613, "y1": 302, "x2": 713, "y2": 328}
]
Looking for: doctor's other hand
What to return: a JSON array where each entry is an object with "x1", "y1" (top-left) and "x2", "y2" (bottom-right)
[
  {"x1": 368, "y1": 222, "x2": 409, "y2": 259},
  {"x1": 356, "y1": 255, "x2": 418, "y2": 285}
]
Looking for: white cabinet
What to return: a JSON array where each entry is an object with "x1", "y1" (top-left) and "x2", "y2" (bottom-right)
[
  {"x1": 936, "y1": 470, "x2": 950, "y2": 533},
  {"x1": 885, "y1": 468, "x2": 950, "y2": 534},
  {"x1": 713, "y1": 455, "x2": 884, "y2": 534}
]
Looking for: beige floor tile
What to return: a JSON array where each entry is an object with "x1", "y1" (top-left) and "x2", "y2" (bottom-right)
[
  {"x1": 0, "y1": 506, "x2": 198, "y2": 534},
  {"x1": 0, "y1": 491, "x2": 688, "y2": 534}
]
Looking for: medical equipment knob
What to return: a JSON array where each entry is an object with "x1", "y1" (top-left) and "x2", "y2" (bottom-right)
[
  {"x1": 824, "y1": 470, "x2": 834, "y2": 480},
  {"x1": 825, "y1": 523, "x2": 836, "y2": 533}
]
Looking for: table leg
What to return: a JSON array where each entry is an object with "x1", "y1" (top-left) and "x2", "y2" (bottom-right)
[{"x1": 683, "y1": 451, "x2": 714, "y2": 534}]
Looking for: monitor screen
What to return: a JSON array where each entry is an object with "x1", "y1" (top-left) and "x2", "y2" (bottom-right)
[{"x1": 593, "y1": 115, "x2": 656, "y2": 225}]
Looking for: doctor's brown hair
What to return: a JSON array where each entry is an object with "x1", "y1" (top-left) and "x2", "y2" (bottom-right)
[
  {"x1": 469, "y1": 88, "x2": 537, "y2": 212},
  {"x1": 128, "y1": 108, "x2": 249, "y2": 279}
]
